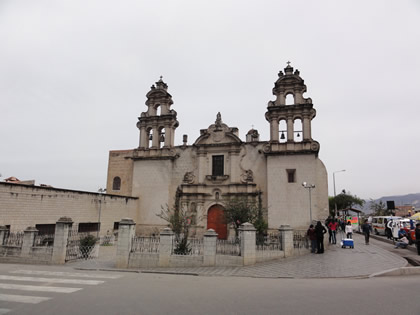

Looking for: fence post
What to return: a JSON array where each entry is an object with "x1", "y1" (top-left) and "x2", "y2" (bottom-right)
[
  {"x1": 239, "y1": 222, "x2": 256, "y2": 266},
  {"x1": 52, "y1": 217, "x2": 73, "y2": 264},
  {"x1": 116, "y1": 218, "x2": 136, "y2": 268},
  {"x1": 0, "y1": 226, "x2": 8, "y2": 245},
  {"x1": 158, "y1": 228, "x2": 174, "y2": 267},
  {"x1": 203, "y1": 229, "x2": 218, "y2": 267},
  {"x1": 21, "y1": 226, "x2": 38, "y2": 257},
  {"x1": 279, "y1": 225, "x2": 294, "y2": 257}
]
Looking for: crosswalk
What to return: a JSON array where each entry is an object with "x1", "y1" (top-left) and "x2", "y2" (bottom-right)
[{"x1": 0, "y1": 269, "x2": 121, "y2": 314}]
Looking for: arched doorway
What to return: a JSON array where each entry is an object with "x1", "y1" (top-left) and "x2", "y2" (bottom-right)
[{"x1": 207, "y1": 205, "x2": 227, "y2": 239}]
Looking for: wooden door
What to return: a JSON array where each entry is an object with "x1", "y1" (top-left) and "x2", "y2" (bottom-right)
[{"x1": 207, "y1": 205, "x2": 227, "y2": 240}]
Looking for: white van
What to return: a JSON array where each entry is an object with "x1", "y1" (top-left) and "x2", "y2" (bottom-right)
[{"x1": 371, "y1": 216, "x2": 401, "y2": 235}]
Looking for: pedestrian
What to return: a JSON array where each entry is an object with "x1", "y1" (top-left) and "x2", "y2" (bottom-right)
[
  {"x1": 384, "y1": 218, "x2": 392, "y2": 240},
  {"x1": 328, "y1": 219, "x2": 338, "y2": 244},
  {"x1": 345, "y1": 221, "x2": 353, "y2": 239},
  {"x1": 307, "y1": 224, "x2": 317, "y2": 253},
  {"x1": 315, "y1": 221, "x2": 327, "y2": 254},
  {"x1": 415, "y1": 223, "x2": 420, "y2": 256},
  {"x1": 395, "y1": 235, "x2": 409, "y2": 249},
  {"x1": 361, "y1": 220, "x2": 372, "y2": 245},
  {"x1": 325, "y1": 216, "x2": 332, "y2": 244}
]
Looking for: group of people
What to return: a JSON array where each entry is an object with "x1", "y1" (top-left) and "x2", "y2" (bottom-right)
[{"x1": 307, "y1": 217, "x2": 420, "y2": 256}]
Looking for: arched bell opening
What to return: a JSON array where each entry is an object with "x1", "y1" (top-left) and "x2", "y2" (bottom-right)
[
  {"x1": 293, "y1": 118, "x2": 303, "y2": 142},
  {"x1": 279, "y1": 119, "x2": 287, "y2": 143}
]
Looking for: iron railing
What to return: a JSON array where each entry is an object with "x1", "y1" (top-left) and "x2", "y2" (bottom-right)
[
  {"x1": 172, "y1": 238, "x2": 203, "y2": 255},
  {"x1": 131, "y1": 236, "x2": 160, "y2": 253},
  {"x1": 65, "y1": 230, "x2": 98, "y2": 261},
  {"x1": 33, "y1": 234, "x2": 55, "y2": 247},
  {"x1": 3, "y1": 232, "x2": 24, "y2": 247},
  {"x1": 293, "y1": 229, "x2": 309, "y2": 249},
  {"x1": 216, "y1": 238, "x2": 241, "y2": 256},
  {"x1": 256, "y1": 232, "x2": 282, "y2": 251}
]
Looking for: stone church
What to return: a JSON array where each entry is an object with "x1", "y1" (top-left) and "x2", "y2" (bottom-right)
[{"x1": 106, "y1": 64, "x2": 329, "y2": 238}]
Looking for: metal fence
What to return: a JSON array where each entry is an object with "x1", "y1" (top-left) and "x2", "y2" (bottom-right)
[
  {"x1": 131, "y1": 236, "x2": 160, "y2": 253},
  {"x1": 172, "y1": 238, "x2": 203, "y2": 255},
  {"x1": 33, "y1": 234, "x2": 55, "y2": 247},
  {"x1": 256, "y1": 232, "x2": 282, "y2": 251},
  {"x1": 293, "y1": 229, "x2": 309, "y2": 249},
  {"x1": 3, "y1": 232, "x2": 24, "y2": 247},
  {"x1": 216, "y1": 238, "x2": 241, "y2": 256},
  {"x1": 65, "y1": 230, "x2": 99, "y2": 261}
]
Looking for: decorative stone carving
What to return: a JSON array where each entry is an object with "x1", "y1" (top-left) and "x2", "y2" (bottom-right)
[
  {"x1": 240, "y1": 170, "x2": 254, "y2": 183},
  {"x1": 183, "y1": 171, "x2": 195, "y2": 184}
]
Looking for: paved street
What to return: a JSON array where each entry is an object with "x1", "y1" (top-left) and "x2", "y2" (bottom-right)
[{"x1": 0, "y1": 263, "x2": 419, "y2": 315}]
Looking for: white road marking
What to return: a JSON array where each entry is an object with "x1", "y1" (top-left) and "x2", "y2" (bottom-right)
[
  {"x1": 0, "y1": 275, "x2": 104, "y2": 285},
  {"x1": 0, "y1": 283, "x2": 82, "y2": 293},
  {"x1": 0, "y1": 294, "x2": 50, "y2": 304},
  {"x1": 11, "y1": 270, "x2": 121, "y2": 279},
  {"x1": 0, "y1": 309, "x2": 10, "y2": 314}
]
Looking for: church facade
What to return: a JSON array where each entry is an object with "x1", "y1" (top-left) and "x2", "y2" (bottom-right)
[{"x1": 106, "y1": 64, "x2": 329, "y2": 238}]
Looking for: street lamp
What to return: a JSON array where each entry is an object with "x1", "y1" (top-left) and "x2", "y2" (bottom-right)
[
  {"x1": 302, "y1": 182, "x2": 315, "y2": 223},
  {"x1": 97, "y1": 188, "x2": 106, "y2": 238},
  {"x1": 333, "y1": 170, "x2": 346, "y2": 218}
]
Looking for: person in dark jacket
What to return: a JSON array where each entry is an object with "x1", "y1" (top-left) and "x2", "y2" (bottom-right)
[
  {"x1": 315, "y1": 221, "x2": 327, "y2": 254},
  {"x1": 307, "y1": 224, "x2": 317, "y2": 253},
  {"x1": 415, "y1": 223, "x2": 420, "y2": 256},
  {"x1": 361, "y1": 220, "x2": 372, "y2": 245}
]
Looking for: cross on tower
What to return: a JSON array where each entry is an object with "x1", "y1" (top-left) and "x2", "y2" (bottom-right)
[{"x1": 286, "y1": 61, "x2": 291, "y2": 66}]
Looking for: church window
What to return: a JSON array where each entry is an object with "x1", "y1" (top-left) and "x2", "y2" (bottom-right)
[
  {"x1": 286, "y1": 169, "x2": 296, "y2": 183},
  {"x1": 212, "y1": 155, "x2": 224, "y2": 176},
  {"x1": 285, "y1": 93, "x2": 294, "y2": 105},
  {"x1": 112, "y1": 176, "x2": 121, "y2": 190}
]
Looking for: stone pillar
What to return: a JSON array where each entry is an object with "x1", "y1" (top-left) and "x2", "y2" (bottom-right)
[
  {"x1": 279, "y1": 225, "x2": 294, "y2": 257},
  {"x1": 158, "y1": 228, "x2": 174, "y2": 267},
  {"x1": 139, "y1": 126, "x2": 147, "y2": 149},
  {"x1": 151, "y1": 127, "x2": 159, "y2": 148},
  {"x1": 303, "y1": 115, "x2": 311, "y2": 140},
  {"x1": 52, "y1": 217, "x2": 73, "y2": 264},
  {"x1": 116, "y1": 218, "x2": 136, "y2": 268},
  {"x1": 287, "y1": 117, "x2": 294, "y2": 142},
  {"x1": 0, "y1": 226, "x2": 8, "y2": 245},
  {"x1": 203, "y1": 229, "x2": 218, "y2": 266},
  {"x1": 239, "y1": 222, "x2": 256, "y2": 266},
  {"x1": 270, "y1": 119, "x2": 279, "y2": 142},
  {"x1": 21, "y1": 226, "x2": 38, "y2": 257}
]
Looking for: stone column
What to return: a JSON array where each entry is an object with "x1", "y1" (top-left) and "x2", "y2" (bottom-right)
[
  {"x1": 279, "y1": 225, "x2": 294, "y2": 257},
  {"x1": 151, "y1": 127, "x2": 159, "y2": 148},
  {"x1": 158, "y1": 228, "x2": 174, "y2": 267},
  {"x1": 239, "y1": 222, "x2": 256, "y2": 266},
  {"x1": 203, "y1": 229, "x2": 218, "y2": 267},
  {"x1": 21, "y1": 226, "x2": 38, "y2": 257},
  {"x1": 0, "y1": 226, "x2": 8, "y2": 245},
  {"x1": 139, "y1": 126, "x2": 147, "y2": 149},
  {"x1": 287, "y1": 117, "x2": 294, "y2": 142},
  {"x1": 116, "y1": 218, "x2": 136, "y2": 268},
  {"x1": 303, "y1": 115, "x2": 311, "y2": 140},
  {"x1": 270, "y1": 118, "x2": 279, "y2": 142},
  {"x1": 52, "y1": 217, "x2": 73, "y2": 264}
]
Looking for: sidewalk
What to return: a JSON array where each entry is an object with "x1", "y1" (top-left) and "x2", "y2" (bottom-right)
[{"x1": 72, "y1": 233, "x2": 410, "y2": 278}]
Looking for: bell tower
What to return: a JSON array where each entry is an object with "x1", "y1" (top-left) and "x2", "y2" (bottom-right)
[
  {"x1": 137, "y1": 77, "x2": 179, "y2": 150},
  {"x1": 264, "y1": 63, "x2": 320, "y2": 155}
]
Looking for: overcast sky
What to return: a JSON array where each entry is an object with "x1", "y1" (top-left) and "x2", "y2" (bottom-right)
[{"x1": 1, "y1": 0, "x2": 419, "y2": 200}]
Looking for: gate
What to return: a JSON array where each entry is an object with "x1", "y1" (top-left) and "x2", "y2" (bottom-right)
[{"x1": 65, "y1": 230, "x2": 99, "y2": 262}]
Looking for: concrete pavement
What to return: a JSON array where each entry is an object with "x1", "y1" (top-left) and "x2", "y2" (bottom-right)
[{"x1": 70, "y1": 232, "x2": 415, "y2": 278}]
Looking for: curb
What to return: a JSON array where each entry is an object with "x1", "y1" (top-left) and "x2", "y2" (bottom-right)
[{"x1": 369, "y1": 266, "x2": 420, "y2": 278}]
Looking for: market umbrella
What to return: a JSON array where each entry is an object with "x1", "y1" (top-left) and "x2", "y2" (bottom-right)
[{"x1": 409, "y1": 212, "x2": 420, "y2": 220}]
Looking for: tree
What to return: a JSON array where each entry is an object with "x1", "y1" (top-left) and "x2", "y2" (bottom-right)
[
  {"x1": 224, "y1": 195, "x2": 267, "y2": 239},
  {"x1": 329, "y1": 190, "x2": 365, "y2": 216},
  {"x1": 369, "y1": 199, "x2": 392, "y2": 216}
]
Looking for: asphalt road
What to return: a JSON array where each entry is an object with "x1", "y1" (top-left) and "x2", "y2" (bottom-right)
[{"x1": 0, "y1": 263, "x2": 419, "y2": 315}]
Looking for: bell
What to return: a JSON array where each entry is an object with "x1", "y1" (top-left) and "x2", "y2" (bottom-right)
[
  {"x1": 297, "y1": 132, "x2": 300, "y2": 137},
  {"x1": 149, "y1": 134, "x2": 153, "y2": 141},
  {"x1": 160, "y1": 134, "x2": 165, "y2": 142},
  {"x1": 280, "y1": 132, "x2": 285, "y2": 140}
]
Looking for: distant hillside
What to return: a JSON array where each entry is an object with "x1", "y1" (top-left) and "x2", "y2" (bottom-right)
[{"x1": 362, "y1": 193, "x2": 420, "y2": 213}]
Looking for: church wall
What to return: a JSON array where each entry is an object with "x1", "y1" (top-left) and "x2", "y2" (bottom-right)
[
  {"x1": 266, "y1": 154, "x2": 328, "y2": 229},
  {"x1": 0, "y1": 183, "x2": 139, "y2": 235},
  {"x1": 106, "y1": 150, "x2": 134, "y2": 196}
]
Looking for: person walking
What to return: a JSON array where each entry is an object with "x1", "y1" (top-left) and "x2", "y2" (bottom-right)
[
  {"x1": 415, "y1": 223, "x2": 420, "y2": 255},
  {"x1": 361, "y1": 220, "x2": 372, "y2": 245},
  {"x1": 307, "y1": 224, "x2": 317, "y2": 253},
  {"x1": 315, "y1": 221, "x2": 327, "y2": 254},
  {"x1": 345, "y1": 221, "x2": 353, "y2": 239},
  {"x1": 328, "y1": 219, "x2": 338, "y2": 244},
  {"x1": 325, "y1": 216, "x2": 333, "y2": 244}
]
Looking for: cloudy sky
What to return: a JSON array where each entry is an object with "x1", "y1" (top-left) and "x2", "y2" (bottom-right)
[{"x1": 1, "y1": 0, "x2": 419, "y2": 200}]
